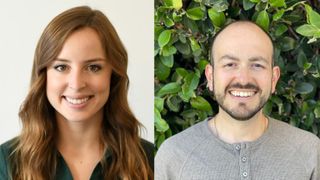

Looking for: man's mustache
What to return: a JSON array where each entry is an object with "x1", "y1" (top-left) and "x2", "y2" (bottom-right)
[{"x1": 226, "y1": 83, "x2": 260, "y2": 92}]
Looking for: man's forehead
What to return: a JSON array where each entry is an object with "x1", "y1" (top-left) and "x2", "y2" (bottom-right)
[
  {"x1": 213, "y1": 22, "x2": 272, "y2": 47},
  {"x1": 211, "y1": 21, "x2": 274, "y2": 63}
]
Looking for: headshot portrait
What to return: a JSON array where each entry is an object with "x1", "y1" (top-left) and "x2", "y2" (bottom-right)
[
  {"x1": 0, "y1": 1, "x2": 153, "y2": 179},
  {"x1": 155, "y1": 0, "x2": 320, "y2": 179}
]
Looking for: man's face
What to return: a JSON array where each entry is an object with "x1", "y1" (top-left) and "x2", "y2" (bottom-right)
[{"x1": 205, "y1": 22, "x2": 280, "y2": 121}]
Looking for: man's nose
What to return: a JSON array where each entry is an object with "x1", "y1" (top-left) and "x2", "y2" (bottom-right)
[
  {"x1": 68, "y1": 69, "x2": 86, "y2": 91},
  {"x1": 236, "y1": 67, "x2": 251, "y2": 85}
]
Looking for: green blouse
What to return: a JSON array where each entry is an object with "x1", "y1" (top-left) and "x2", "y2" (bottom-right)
[{"x1": 0, "y1": 138, "x2": 154, "y2": 179}]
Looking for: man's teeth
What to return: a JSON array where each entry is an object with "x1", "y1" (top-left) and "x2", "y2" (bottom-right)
[
  {"x1": 230, "y1": 91, "x2": 255, "y2": 97},
  {"x1": 65, "y1": 97, "x2": 89, "y2": 105}
]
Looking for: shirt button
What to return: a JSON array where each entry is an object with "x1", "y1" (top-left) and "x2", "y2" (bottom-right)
[
  {"x1": 235, "y1": 145, "x2": 241, "y2": 150},
  {"x1": 242, "y1": 171, "x2": 248, "y2": 177},
  {"x1": 241, "y1": 156, "x2": 247, "y2": 162}
]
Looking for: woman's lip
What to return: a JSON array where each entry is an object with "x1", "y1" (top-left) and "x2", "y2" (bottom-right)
[{"x1": 62, "y1": 95, "x2": 93, "y2": 99}]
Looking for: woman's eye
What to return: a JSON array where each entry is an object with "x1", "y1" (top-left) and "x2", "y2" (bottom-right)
[
  {"x1": 87, "y1": 64, "x2": 102, "y2": 72},
  {"x1": 54, "y1": 65, "x2": 67, "y2": 72}
]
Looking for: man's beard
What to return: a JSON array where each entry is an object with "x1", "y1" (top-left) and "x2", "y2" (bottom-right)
[{"x1": 214, "y1": 83, "x2": 270, "y2": 121}]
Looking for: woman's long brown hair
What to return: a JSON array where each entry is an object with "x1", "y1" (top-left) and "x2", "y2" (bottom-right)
[{"x1": 9, "y1": 6, "x2": 153, "y2": 180}]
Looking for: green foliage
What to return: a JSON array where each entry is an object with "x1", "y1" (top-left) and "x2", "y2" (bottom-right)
[{"x1": 155, "y1": 0, "x2": 320, "y2": 150}]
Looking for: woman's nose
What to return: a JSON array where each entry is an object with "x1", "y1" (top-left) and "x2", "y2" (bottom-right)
[{"x1": 67, "y1": 69, "x2": 86, "y2": 91}]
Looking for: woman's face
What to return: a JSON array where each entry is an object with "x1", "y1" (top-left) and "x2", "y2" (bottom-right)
[{"x1": 46, "y1": 27, "x2": 112, "y2": 123}]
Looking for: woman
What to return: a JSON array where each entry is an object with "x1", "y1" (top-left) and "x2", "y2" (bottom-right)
[{"x1": 0, "y1": 6, "x2": 153, "y2": 180}]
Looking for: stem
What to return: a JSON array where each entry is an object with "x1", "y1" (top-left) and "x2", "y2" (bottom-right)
[
  {"x1": 287, "y1": 25, "x2": 300, "y2": 40},
  {"x1": 285, "y1": 1, "x2": 306, "y2": 12}
]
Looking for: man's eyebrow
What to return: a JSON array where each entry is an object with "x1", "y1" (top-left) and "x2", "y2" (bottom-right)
[
  {"x1": 218, "y1": 55, "x2": 270, "y2": 65},
  {"x1": 248, "y1": 56, "x2": 269, "y2": 65},
  {"x1": 53, "y1": 58, "x2": 106, "y2": 63},
  {"x1": 218, "y1": 54, "x2": 240, "y2": 62}
]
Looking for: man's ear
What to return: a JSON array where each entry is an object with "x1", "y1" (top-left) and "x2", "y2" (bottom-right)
[
  {"x1": 271, "y1": 66, "x2": 280, "y2": 93},
  {"x1": 205, "y1": 64, "x2": 214, "y2": 91}
]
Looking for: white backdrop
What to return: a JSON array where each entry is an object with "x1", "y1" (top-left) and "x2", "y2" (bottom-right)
[{"x1": 0, "y1": 1, "x2": 153, "y2": 143}]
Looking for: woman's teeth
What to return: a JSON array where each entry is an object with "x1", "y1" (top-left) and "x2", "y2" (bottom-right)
[{"x1": 65, "y1": 97, "x2": 90, "y2": 105}]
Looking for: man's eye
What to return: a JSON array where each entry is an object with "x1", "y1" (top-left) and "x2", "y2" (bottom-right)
[
  {"x1": 252, "y1": 64, "x2": 264, "y2": 69},
  {"x1": 87, "y1": 64, "x2": 102, "y2": 72},
  {"x1": 54, "y1": 65, "x2": 67, "y2": 72},
  {"x1": 224, "y1": 63, "x2": 236, "y2": 68}
]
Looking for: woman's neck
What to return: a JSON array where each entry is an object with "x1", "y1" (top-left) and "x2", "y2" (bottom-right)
[{"x1": 55, "y1": 112, "x2": 104, "y2": 153}]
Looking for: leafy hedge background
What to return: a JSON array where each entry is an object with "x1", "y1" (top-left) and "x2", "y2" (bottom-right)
[{"x1": 155, "y1": 0, "x2": 320, "y2": 150}]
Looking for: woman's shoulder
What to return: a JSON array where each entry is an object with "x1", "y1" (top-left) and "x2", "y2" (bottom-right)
[
  {"x1": 140, "y1": 138, "x2": 154, "y2": 170},
  {"x1": 140, "y1": 138, "x2": 154, "y2": 152},
  {"x1": 0, "y1": 137, "x2": 18, "y2": 179}
]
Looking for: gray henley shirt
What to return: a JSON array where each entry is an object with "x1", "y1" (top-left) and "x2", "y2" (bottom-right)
[{"x1": 155, "y1": 117, "x2": 320, "y2": 180}]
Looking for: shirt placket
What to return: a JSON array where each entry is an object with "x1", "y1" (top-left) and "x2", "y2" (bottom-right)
[{"x1": 235, "y1": 143, "x2": 250, "y2": 180}]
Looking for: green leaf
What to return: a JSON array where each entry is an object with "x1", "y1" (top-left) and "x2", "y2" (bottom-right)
[
  {"x1": 243, "y1": 0, "x2": 255, "y2": 10},
  {"x1": 305, "y1": 4, "x2": 320, "y2": 28},
  {"x1": 176, "y1": 68, "x2": 188, "y2": 77},
  {"x1": 271, "y1": 96, "x2": 283, "y2": 115},
  {"x1": 155, "y1": 59, "x2": 170, "y2": 81},
  {"x1": 263, "y1": 100, "x2": 273, "y2": 115},
  {"x1": 303, "y1": 63, "x2": 312, "y2": 70},
  {"x1": 158, "y1": 30, "x2": 171, "y2": 48},
  {"x1": 269, "y1": 0, "x2": 286, "y2": 8},
  {"x1": 154, "y1": 108, "x2": 169, "y2": 132},
  {"x1": 190, "y1": 96, "x2": 212, "y2": 112},
  {"x1": 163, "y1": 0, "x2": 183, "y2": 10},
  {"x1": 279, "y1": 37, "x2": 296, "y2": 52},
  {"x1": 249, "y1": 0, "x2": 260, "y2": 3},
  {"x1": 197, "y1": 60, "x2": 209, "y2": 73},
  {"x1": 186, "y1": 7, "x2": 205, "y2": 20},
  {"x1": 297, "y1": 50, "x2": 307, "y2": 68},
  {"x1": 212, "y1": 0, "x2": 229, "y2": 12},
  {"x1": 156, "y1": 133, "x2": 165, "y2": 148},
  {"x1": 295, "y1": 82, "x2": 314, "y2": 94},
  {"x1": 275, "y1": 24, "x2": 288, "y2": 36},
  {"x1": 273, "y1": 9, "x2": 285, "y2": 21},
  {"x1": 208, "y1": 7, "x2": 226, "y2": 27},
  {"x1": 314, "y1": 106, "x2": 320, "y2": 118},
  {"x1": 296, "y1": 24, "x2": 320, "y2": 37},
  {"x1": 256, "y1": 10, "x2": 270, "y2": 31},
  {"x1": 175, "y1": 41, "x2": 191, "y2": 55},
  {"x1": 275, "y1": 24, "x2": 288, "y2": 37},
  {"x1": 164, "y1": 17, "x2": 174, "y2": 27},
  {"x1": 305, "y1": 113, "x2": 314, "y2": 127},
  {"x1": 155, "y1": 97, "x2": 164, "y2": 112},
  {"x1": 166, "y1": 95, "x2": 182, "y2": 112},
  {"x1": 189, "y1": 37, "x2": 201, "y2": 52},
  {"x1": 156, "y1": 82, "x2": 181, "y2": 97},
  {"x1": 180, "y1": 72, "x2": 200, "y2": 101},
  {"x1": 162, "y1": 45, "x2": 177, "y2": 56},
  {"x1": 160, "y1": 55, "x2": 174, "y2": 68}
]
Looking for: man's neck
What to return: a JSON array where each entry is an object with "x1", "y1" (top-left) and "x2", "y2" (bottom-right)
[{"x1": 210, "y1": 110, "x2": 268, "y2": 144}]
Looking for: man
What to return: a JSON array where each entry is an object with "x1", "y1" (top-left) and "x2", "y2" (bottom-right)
[{"x1": 155, "y1": 21, "x2": 320, "y2": 180}]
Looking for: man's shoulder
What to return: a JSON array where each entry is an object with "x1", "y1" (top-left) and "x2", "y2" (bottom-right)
[
  {"x1": 270, "y1": 118, "x2": 320, "y2": 148},
  {"x1": 160, "y1": 120, "x2": 209, "y2": 150},
  {"x1": 156, "y1": 119, "x2": 210, "y2": 161},
  {"x1": 155, "y1": 120, "x2": 211, "y2": 179}
]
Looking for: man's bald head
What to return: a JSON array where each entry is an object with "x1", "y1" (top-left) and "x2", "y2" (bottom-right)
[{"x1": 209, "y1": 21, "x2": 274, "y2": 67}]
